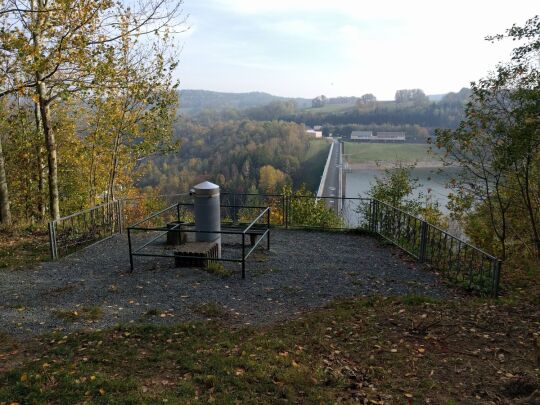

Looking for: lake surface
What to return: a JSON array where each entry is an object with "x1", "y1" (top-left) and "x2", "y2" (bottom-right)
[{"x1": 345, "y1": 167, "x2": 459, "y2": 211}]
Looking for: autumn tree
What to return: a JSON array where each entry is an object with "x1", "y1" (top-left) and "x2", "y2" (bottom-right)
[
  {"x1": 83, "y1": 17, "x2": 179, "y2": 204},
  {"x1": 395, "y1": 89, "x2": 429, "y2": 104},
  {"x1": 258, "y1": 165, "x2": 287, "y2": 193},
  {"x1": 0, "y1": 0, "x2": 185, "y2": 220},
  {"x1": 436, "y1": 15, "x2": 540, "y2": 259},
  {"x1": 312, "y1": 95, "x2": 327, "y2": 108},
  {"x1": 357, "y1": 93, "x2": 377, "y2": 107},
  {"x1": 0, "y1": 99, "x2": 11, "y2": 225}
]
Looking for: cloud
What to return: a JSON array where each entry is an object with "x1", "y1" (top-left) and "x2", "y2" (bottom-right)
[
  {"x1": 179, "y1": 0, "x2": 539, "y2": 98},
  {"x1": 212, "y1": 0, "x2": 417, "y2": 19}
]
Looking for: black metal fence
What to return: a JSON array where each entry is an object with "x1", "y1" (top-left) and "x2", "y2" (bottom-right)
[
  {"x1": 371, "y1": 199, "x2": 501, "y2": 296},
  {"x1": 122, "y1": 193, "x2": 190, "y2": 228},
  {"x1": 127, "y1": 203, "x2": 271, "y2": 278},
  {"x1": 48, "y1": 192, "x2": 501, "y2": 295},
  {"x1": 48, "y1": 200, "x2": 122, "y2": 260},
  {"x1": 221, "y1": 193, "x2": 286, "y2": 226}
]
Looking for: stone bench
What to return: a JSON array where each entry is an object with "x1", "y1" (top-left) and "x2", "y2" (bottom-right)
[
  {"x1": 166, "y1": 221, "x2": 188, "y2": 246},
  {"x1": 246, "y1": 229, "x2": 266, "y2": 246},
  {"x1": 174, "y1": 241, "x2": 218, "y2": 268}
]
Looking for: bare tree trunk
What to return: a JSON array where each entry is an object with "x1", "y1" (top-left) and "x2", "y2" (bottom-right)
[
  {"x1": 107, "y1": 131, "x2": 122, "y2": 203},
  {"x1": 516, "y1": 159, "x2": 540, "y2": 259},
  {"x1": 89, "y1": 142, "x2": 97, "y2": 206},
  {"x1": 36, "y1": 84, "x2": 60, "y2": 220},
  {"x1": 0, "y1": 134, "x2": 12, "y2": 225},
  {"x1": 34, "y1": 104, "x2": 46, "y2": 219},
  {"x1": 32, "y1": 0, "x2": 59, "y2": 221}
]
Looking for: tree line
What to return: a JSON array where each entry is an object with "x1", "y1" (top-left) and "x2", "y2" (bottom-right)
[
  {"x1": 293, "y1": 90, "x2": 470, "y2": 130},
  {"x1": 188, "y1": 89, "x2": 471, "y2": 138},
  {"x1": 140, "y1": 119, "x2": 328, "y2": 196}
]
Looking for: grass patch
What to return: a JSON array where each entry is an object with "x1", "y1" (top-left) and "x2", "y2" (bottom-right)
[
  {"x1": 0, "y1": 227, "x2": 49, "y2": 269},
  {"x1": 1, "y1": 296, "x2": 538, "y2": 403},
  {"x1": 143, "y1": 308, "x2": 161, "y2": 317},
  {"x1": 304, "y1": 103, "x2": 357, "y2": 113},
  {"x1": 192, "y1": 302, "x2": 228, "y2": 319},
  {"x1": 204, "y1": 262, "x2": 233, "y2": 277},
  {"x1": 400, "y1": 295, "x2": 440, "y2": 306},
  {"x1": 54, "y1": 306, "x2": 103, "y2": 322},
  {"x1": 251, "y1": 251, "x2": 269, "y2": 262}
]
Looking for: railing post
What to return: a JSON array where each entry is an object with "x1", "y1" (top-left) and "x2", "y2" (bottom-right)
[
  {"x1": 281, "y1": 195, "x2": 285, "y2": 228},
  {"x1": 370, "y1": 199, "x2": 377, "y2": 233},
  {"x1": 127, "y1": 227, "x2": 134, "y2": 273},
  {"x1": 284, "y1": 195, "x2": 289, "y2": 229},
  {"x1": 48, "y1": 221, "x2": 58, "y2": 261},
  {"x1": 241, "y1": 233, "x2": 246, "y2": 279},
  {"x1": 493, "y1": 259, "x2": 502, "y2": 297},
  {"x1": 117, "y1": 200, "x2": 124, "y2": 234},
  {"x1": 233, "y1": 194, "x2": 238, "y2": 225},
  {"x1": 267, "y1": 208, "x2": 271, "y2": 250},
  {"x1": 288, "y1": 195, "x2": 293, "y2": 228},
  {"x1": 419, "y1": 220, "x2": 428, "y2": 262}
]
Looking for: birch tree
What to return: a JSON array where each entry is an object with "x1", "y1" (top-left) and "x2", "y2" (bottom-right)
[
  {"x1": 0, "y1": 106, "x2": 11, "y2": 225},
  {"x1": 0, "y1": 0, "x2": 185, "y2": 220}
]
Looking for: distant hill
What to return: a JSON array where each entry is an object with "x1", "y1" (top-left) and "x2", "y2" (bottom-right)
[
  {"x1": 178, "y1": 88, "x2": 471, "y2": 117},
  {"x1": 179, "y1": 89, "x2": 312, "y2": 115},
  {"x1": 428, "y1": 94, "x2": 446, "y2": 102}
]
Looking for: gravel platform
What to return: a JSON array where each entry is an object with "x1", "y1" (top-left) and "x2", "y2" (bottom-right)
[{"x1": 0, "y1": 230, "x2": 451, "y2": 337}]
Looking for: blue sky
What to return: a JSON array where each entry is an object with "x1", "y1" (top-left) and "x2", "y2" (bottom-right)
[{"x1": 175, "y1": 0, "x2": 538, "y2": 100}]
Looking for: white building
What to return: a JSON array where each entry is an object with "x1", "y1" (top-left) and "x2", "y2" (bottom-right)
[
  {"x1": 306, "y1": 129, "x2": 323, "y2": 138},
  {"x1": 350, "y1": 131, "x2": 373, "y2": 141},
  {"x1": 350, "y1": 131, "x2": 405, "y2": 143}
]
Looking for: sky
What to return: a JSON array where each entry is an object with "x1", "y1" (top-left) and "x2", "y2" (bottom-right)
[{"x1": 174, "y1": 0, "x2": 538, "y2": 100}]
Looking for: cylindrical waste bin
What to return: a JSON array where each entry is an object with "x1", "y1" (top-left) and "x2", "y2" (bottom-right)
[{"x1": 191, "y1": 181, "x2": 221, "y2": 258}]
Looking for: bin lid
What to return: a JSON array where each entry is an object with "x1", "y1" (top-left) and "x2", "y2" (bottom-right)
[{"x1": 193, "y1": 181, "x2": 220, "y2": 196}]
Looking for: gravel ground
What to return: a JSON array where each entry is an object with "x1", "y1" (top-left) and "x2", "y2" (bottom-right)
[{"x1": 0, "y1": 230, "x2": 452, "y2": 337}]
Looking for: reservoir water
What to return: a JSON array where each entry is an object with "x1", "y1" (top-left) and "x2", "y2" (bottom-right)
[{"x1": 345, "y1": 167, "x2": 459, "y2": 211}]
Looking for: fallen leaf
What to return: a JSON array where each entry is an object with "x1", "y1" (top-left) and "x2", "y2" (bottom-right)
[{"x1": 235, "y1": 368, "x2": 245, "y2": 376}]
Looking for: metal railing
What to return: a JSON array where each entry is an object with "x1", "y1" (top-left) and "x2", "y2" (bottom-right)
[
  {"x1": 371, "y1": 199, "x2": 501, "y2": 296},
  {"x1": 122, "y1": 193, "x2": 190, "y2": 229},
  {"x1": 221, "y1": 193, "x2": 286, "y2": 227},
  {"x1": 127, "y1": 203, "x2": 271, "y2": 278},
  {"x1": 48, "y1": 200, "x2": 122, "y2": 260},
  {"x1": 48, "y1": 192, "x2": 501, "y2": 295}
]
